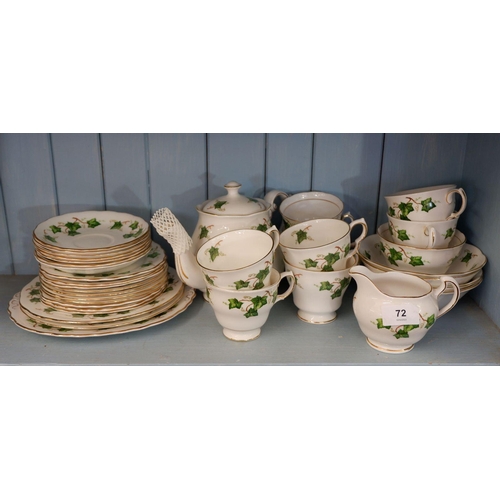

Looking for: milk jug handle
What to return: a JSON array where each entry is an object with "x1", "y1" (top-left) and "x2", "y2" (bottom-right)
[{"x1": 433, "y1": 276, "x2": 461, "y2": 319}]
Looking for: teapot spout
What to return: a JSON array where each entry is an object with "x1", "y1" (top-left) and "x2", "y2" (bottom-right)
[{"x1": 151, "y1": 207, "x2": 206, "y2": 292}]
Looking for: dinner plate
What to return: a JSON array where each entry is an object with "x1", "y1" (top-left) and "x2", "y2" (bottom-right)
[{"x1": 9, "y1": 286, "x2": 195, "y2": 338}]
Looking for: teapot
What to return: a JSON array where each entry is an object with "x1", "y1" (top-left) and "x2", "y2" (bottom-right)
[
  {"x1": 151, "y1": 181, "x2": 287, "y2": 293},
  {"x1": 349, "y1": 265, "x2": 460, "y2": 353}
]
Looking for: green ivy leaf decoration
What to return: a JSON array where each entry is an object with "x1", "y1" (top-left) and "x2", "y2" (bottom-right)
[
  {"x1": 394, "y1": 324, "x2": 419, "y2": 339},
  {"x1": 72, "y1": 313, "x2": 86, "y2": 317},
  {"x1": 303, "y1": 258, "x2": 318, "y2": 269},
  {"x1": 87, "y1": 218, "x2": 101, "y2": 228},
  {"x1": 409, "y1": 256, "x2": 424, "y2": 267},
  {"x1": 117, "y1": 311, "x2": 130, "y2": 315},
  {"x1": 461, "y1": 251, "x2": 472, "y2": 264},
  {"x1": 247, "y1": 197, "x2": 258, "y2": 203},
  {"x1": 129, "y1": 221, "x2": 139, "y2": 230},
  {"x1": 40, "y1": 324, "x2": 53, "y2": 329},
  {"x1": 44, "y1": 235, "x2": 58, "y2": 243},
  {"x1": 322, "y1": 264, "x2": 333, "y2": 272},
  {"x1": 93, "y1": 313, "x2": 110, "y2": 318},
  {"x1": 388, "y1": 248, "x2": 403, "y2": 266},
  {"x1": 141, "y1": 263, "x2": 152, "y2": 267},
  {"x1": 319, "y1": 281, "x2": 333, "y2": 291},
  {"x1": 398, "y1": 202, "x2": 414, "y2": 220},
  {"x1": 421, "y1": 198, "x2": 436, "y2": 212},
  {"x1": 147, "y1": 251, "x2": 160, "y2": 258},
  {"x1": 204, "y1": 274, "x2": 215, "y2": 286},
  {"x1": 364, "y1": 250, "x2": 371, "y2": 260},
  {"x1": 213, "y1": 200, "x2": 227, "y2": 210},
  {"x1": 199, "y1": 226, "x2": 210, "y2": 239},
  {"x1": 256, "y1": 224, "x2": 268, "y2": 232},
  {"x1": 425, "y1": 314, "x2": 435, "y2": 329},
  {"x1": 388, "y1": 224, "x2": 394, "y2": 236},
  {"x1": 253, "y1": 281, "x2": 265, "y2": 290},
  {"x1": 325, "y1": 252, "x2": 341, "y2": 265},
  {"x1": 251, "y1": 295, "x2": 268, "y2": 310},
  {"x1": 244, "y1": 308, "x2": 259, "y2": 318},
  {"x1": 228, "y1": 298, "x2": 243, "y2": 310},
  {"x1": 234, "y1": 280, "x2": 249, "y2": 290},
  {"x1": 49, "y1": 225, "x2": 61, "y2": 234},
  {"x1": 296, "y1": 229, "x2": 308, "y2": 244},
  {"x1": 44, "y1": 307, "x2": 56, "y2": 313},
  {"x1": 283, "y1": 220, "x2": 290, "y2": 230},
  {"x1": 444, "y1": 228, "x2": 454, "y2": 239},
  {"x1": 388, "y1": 207, "x2": 396, "y2": 217},
  {"x1": 339, "y1": 277, "x2": 351, "y2": 290},
  {"x1": 208, "y1": 246, "x2": 220, "y2": 262},
  {"x1": 30, "y1": 297, "x2": 41, "y2": 303},
  {"x1": 394, "y1": 331, "x2": 409, "y2": 339},
  {"x1": 58, "y1": 328, "x2": 72, "y2": 332},
  {"x1": 65, "y1": 221, "x2": 81, "y2": 236},
  {"x1": 330, "y1": 288, "x2": 343, "y2": 299},
  {"x1": 111, "y1": 221, "x2": 123, "y2": 230},
  {"x1": 255, "y1": 267, "x2": 270, "y2": 281},
  {"x1": 376, "y1": 318, "x2": 391, "y2": 330},
  {"x1": 272, "y1": 290, "x2": 278, "y2": 303},
  {"x1": 29, "y1": 289, "x2": 40, "y2": 296},
  {"x1": 397, "y1": 229, "x2": 410, "y2": 241},
  {"x1": 344, "y1": 244, "x2": 350, "y2": 257}
]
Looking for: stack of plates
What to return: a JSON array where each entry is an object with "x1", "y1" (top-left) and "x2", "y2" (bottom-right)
[{"x1": 9, "y1": 210, "x2": 195, "y2": 337}]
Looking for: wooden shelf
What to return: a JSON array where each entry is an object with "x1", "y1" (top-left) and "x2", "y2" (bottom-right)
[{"x1": 2, "y1": 275, "x2": 499, "y2": 365}]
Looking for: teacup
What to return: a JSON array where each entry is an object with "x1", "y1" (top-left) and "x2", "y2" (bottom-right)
[
  {"x1": 279, "y1": 191, "x2": 353, "y2": 228},
  {"x1": 385, "y1": 184, "x2": 467, "y2": 221},
  {"x1": 284, "y1": 254, "x2": 358, "y2": 324},
  {"x1": 387, "y1": 213, "x2": 458, "y2": 249},
  {"x1": 377, "y1": 223, "x2": 466, "y2": 274},
  {"x1": 279, "y1": 218, "x2": 368, "y2": 271},
  {"x1": 206, "y1": 268, "x2": 295, "y2": 341},
  {"x1": 197, "y1": 226, "x2": 279, "y2": 290}
]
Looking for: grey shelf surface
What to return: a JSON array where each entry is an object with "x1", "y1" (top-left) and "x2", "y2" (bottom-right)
[{"x1": 1, "y1": 275, "x2": 499, "y2": 365}]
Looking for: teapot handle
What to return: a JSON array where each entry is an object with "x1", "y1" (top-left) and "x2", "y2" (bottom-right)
[
  {"x1": 276, "y1": 270, "x2": 295, "y2": 302},
  {"x1": 432, "y1": 276, "x2": 460, "y2": 318},
  {"x1": 345, "y1": 218, "x2": 368, "y2": 260},
  {"x1": 264, "y1": 190, "x2": 288, "y2": 212},
  {"x1": 446, "y1": 188, "x2": 467, "y2": 220}
]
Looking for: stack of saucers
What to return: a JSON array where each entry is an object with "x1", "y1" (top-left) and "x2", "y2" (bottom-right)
[
  {"x1": 359, "y1": 184, "x2": 486, "y2": 304},
  {"x1": 8, "y1": 210, "x2": 195, "y2": 337}
]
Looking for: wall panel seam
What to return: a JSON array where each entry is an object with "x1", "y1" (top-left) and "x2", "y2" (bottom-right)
[
  {"x1": 97, "y1": 133, "x2": 107, "y2": 210},
  {"x1": 310, "y1": 133, "x2": 315, "y2": 190},
  {"x1": 0, "y1": 176, "x2": 14, "y2": 274},
  {"x1": 48, "y1": 133, "x2": 60, "y2": 215},
  {"x1": 374, "y1": 133, "x2": 386, "y2": 229},
  {"x1": 144, "y1": 133, "x2": 152, "y2": 218}
]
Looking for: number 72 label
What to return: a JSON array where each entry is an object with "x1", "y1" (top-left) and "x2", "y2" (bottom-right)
[{"x1": 381, "y1": 303, "x2": 420, "y2": 326}]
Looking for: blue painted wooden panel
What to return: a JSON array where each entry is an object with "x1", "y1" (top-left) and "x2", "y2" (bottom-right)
[
  {"x1": 101, "y1": 133, "x2": 151, "y2": 223},
  {"x1": 207, "y1": 134, "x2": 266, "y2": 200},
  {"x1": 148, "y1": 134, "x2": 207, "y2": 263},
  {"x1": 0, "y1": 134, "x2": 58, "y2": 274},
  {"x1": 312, "y1": 133, "x2": 384, "y2": 234},
  {"x1": 0, "y1": 180, "x2": 14, "y2": 274},
  {"x1": 459, "y1": 133, "x2": 500, "y2": 329},
  {"x1": 51, "y1": 133, "x2": 105, "y2": 213},
  {"x1": 266, "y1": 133, "x2": 313, "y2": 194},
  {"x1": 376, "y1": 133, "x2": 468, "y2": 229}
]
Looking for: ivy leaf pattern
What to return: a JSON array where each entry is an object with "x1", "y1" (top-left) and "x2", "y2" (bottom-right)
[
  {"x1": 325, "y1": 252, "x2": 341, "y2": 266},
  {"x1": 228, "y1": 298, "x2": 243, "y2": 310},
  {"x1": 199, "y1": 226, "x2": 210, "y2": 239},
  {"x1": 420, "y1": 198, "x2": 436, "y2": 212},
  {"x1": 319, "y1": 281, "x2": 333, "y2": 291},
  {"x1": 213, "y1": 200, "x2": 227, "y2": 210},
  {"x1": 388, "y1": 207, "x2": 396, "y2": 217},
  {"x1": 234, "y1": 280, "x2": 249, "y2": 290},
  {"x1": 111, "y1": 221, "x2": 123, "y2": 230},
  {"x1": 44, "y1": 235, "x2": 57, "y2": 243},
  {"x1": 256, "y1": 224, "x2": 268, "y2": 232},
  {"x1": 49, "y1": 225, "x2": 61, "y2": 234},
  {"x1": 331, "y1": 288, "x2": 343, "y2": 299},
  {"x1": 376, "y1": 318, "x2": 391, "y2": 330},
  {"x1": 394, "y1": 324, "x2": 419, "y2": 339},
  {"x1": 244, "y1": 308, "x2": 259, "y2": 318},
  {"x1": 129, "y1": 221, "x2": 139, "y2": 230},
  {"x1": 364, "y1": 250, "x2": 371, "y2": 260},
  {"x1": 303, "y1": 259, "x2": 318, "y2": 269},
  {"x1": 87, "y1": 218, "x2": 101, "y2": 228},
  {"x1": 205, "y1": 274, "x2": 216, "y2": 286},
  {"x1": 461, "y1": 251, "x2": 472, "y2": 264},
  {"x1": 344, "y1": 244, "x2": 350, "y2": 257},
  {"x1": 65, "y1": 221, "x2": 81, "y2": 236},
  {"x1": 425, "y1": 314, "x2": 435, "y2": 329},
  {"x1": 339, "y1": 277, "x2": 351, "y2": 290},
  {"x1": 147, "y1": 251, "x2": 159, "y2": 258},
  {"x1": 255, "y1": 267, "x2": 270, "y2": 282},
  {"x1": 444, "y1": 228, "x2": 454, "y2": 239},
  {"x1": 397, "y1": 229, "x2": 410, "y2": 241},
  {"x1": 296, "y1": 229, "x2": 308, "y2": 244},
  {"x1": 388, "y1": 248, "x2": 403, "y2": 266},
  {"x1": 208, "y1": 246, "x2": 220, "y2": 262},
  {"x1": 409, "y1": 256, "x2": 424, "y2": 267},
  {"x1": 398, "y1": 202, "x2": 414, "y2": 220}
]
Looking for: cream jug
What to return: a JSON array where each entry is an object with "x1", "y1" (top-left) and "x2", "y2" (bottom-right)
[{"x1": 349, "y1": 265, "x2": 460, "y2": 353}]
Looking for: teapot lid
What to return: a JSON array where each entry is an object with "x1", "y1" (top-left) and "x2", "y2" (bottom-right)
[{"x1": 199, "y1": 181, "x2": 269, "y2": 215}]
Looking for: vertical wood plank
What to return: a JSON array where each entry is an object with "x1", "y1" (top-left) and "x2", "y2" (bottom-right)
[
  {"x1": 207, "y1": 134, "x2": 266, "y2": 200},
  {"x1": 0, "y1": 133, "x2": 58, "y2": 274},
  {"x1": 266, "y1": 133, "x2": 313, "y2": 194},
  {"x1": 312, "y1": 133, "x2": 384, "y2": 233},
  {"x1": 0, "y1": 179, "x2": 14, "y2": 274},
  {"x1": 101, "y1": 133, "x2": 151, "y2": 222},
  {"x1": 376, "y1": 133, "x2": 468, "y2": 228},
  {"x1": 148, "y1": 134, "x2": 207, "y2": 263},
  {"x1": 459, "y1": 133, "x2": 500, "y2": 329},
  {"x1": 51, "y1": 133, "x2": 105, "y2": 213}
]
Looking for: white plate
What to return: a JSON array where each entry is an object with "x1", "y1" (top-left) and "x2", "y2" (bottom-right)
[
  {"x1": 9, "y1": 286, "x2": 196, "y2": 338},
  {"x1": 33, "y1": 210, "x2": 149, "y2": 250}
]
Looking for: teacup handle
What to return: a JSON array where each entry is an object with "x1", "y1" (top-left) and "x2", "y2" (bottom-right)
[
  {"x1": 346, "y1": 218, "x2": 368, "y2": 260},
  {"x1": 265, "y1": 225, "x2": 280, "y2": 253},
  {"x1": 432, "y1": 276, "x2": 460, "y2": 318},
  {"x1": 424, "y1": 226, "x2": 437, "y2": 248},
  {"x1": 342, "y1": 211, "x2": 354, "y2": 223},
  {"x1": 446, "y1": 188, "x2": 467, "y2": 220},
  {"x1": 264, "y1": 190, "x2": 289, "y2": 212},
  {"x1": 276, "y1": 270, "x2": 295, "y2": 302}
]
